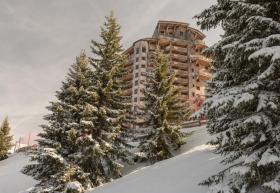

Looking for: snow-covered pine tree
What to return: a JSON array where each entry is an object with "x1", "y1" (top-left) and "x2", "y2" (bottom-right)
[
  {"x1": 88, "y1": 11, "x2": 132, "y2": 183},
  {"x1": 195, "y1": 1, "x2": 280, "y2": 192},
  {"x1": 0, "y1": 117, "x2": 13, "y2": 160},
  {"x1": 22, "y1": 51, "x2": 95, "y2": 193},
  {"x1": 138, "y1": 50, "x2": 189, "y2": 164}
]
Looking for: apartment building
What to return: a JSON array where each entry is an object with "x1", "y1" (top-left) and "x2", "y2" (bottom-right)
[{"x1": 123, "y1": 21, "x2": 211, "y2": 126}]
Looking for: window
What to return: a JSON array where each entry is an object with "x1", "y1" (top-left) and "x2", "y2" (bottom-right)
[
  {"x1": 196, "y1": 63, "x2": 199, "y2": 67},
  {"x1": 197, "y1": 79, "x2": 200, "y2": 82},
  {"x1": 134, "y1": 97, "x2": 137, "y2": 102},
  {"x1": 192, "y1": 92, "x2": 195, "y2": 97},
  {"x1": 193, "y1": 84, "x2": 195, "y2": 87},
  {"x1": 180, "y1": 31, "x2": 184, "y2": 36},
  {"x1": 136, "y1": 57, "x2": 139, "y2": 62},
  {"x1": 142, "y1": 57, "x2": 146, "y2": 61},
  {"x1": 141, "y1": 64, "x2": 146, "y2": 68},
  {"x1": 136, "y1": 48, "x2": 139, "y2": 54},
  {"x1": 135, "y1": 73, "x2": 139, "y2": 78},
  {"x1": 134, "y1": 89, "x2": 138, "y2": 94},
  {"x1": 140, "y1": 97, "x2": 145, "y2": 101},
  {"x1": 196, "y1": 86, "x2": 200, "y2": 90},
  {"x1": 142, "y1": 47, "x2": 146, "y2": 53},
  {"x1": 135, "y1": 65, "x2": 139, "y2": 69},
  {"x1": 160, "y1": 30, "x2": 164, "y2": 34},
  {"x1": 135, "y1": 80, "x2": 138, "y2": 85},
  {"x1": 191, "y1": 68, "x2": 194, "y2": 72},
  {"x1": 205, "y1": 66, "x2": 209, "y2": 70},
  {"x1": 192, "y1": 76, "x2": 195, "y2": 79}
]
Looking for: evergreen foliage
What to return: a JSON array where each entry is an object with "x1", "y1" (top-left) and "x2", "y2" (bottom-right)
[
  {"x1": 138, "y1": 50, "x2": 189, "y2": 164},
  {"x1": 0, "y1": 117, "x2": 13, "y2": 161},
  {"x1": 89, "y1": 11, "x2": 133, "y2": 163},
  {"x1": 195, "y1": 0, "x2": 280, "y2": 192},
  {"x1": 23, "y1": 12, "x2": 132, "y2": 192},
  {"x1": 22, "y1": 51, "x2": 95, "y2": 193}
]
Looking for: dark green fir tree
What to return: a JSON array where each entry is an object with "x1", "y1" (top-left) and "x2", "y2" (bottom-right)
[
  {"x1": 195, "y1": 0, "x2": 280, "y2": 192},
  {"x1": 0, "y1": 117, "x2": 13, "y2": 161},
  {"x1": 138, "y1": 50, "x2": 189, "y2": 164},
  {"x1": 87, "y1": 11, "x2": 133, "y2": 184},
  {"x1": 22, "y1": 51, "x2": 95, "y2": 193}
]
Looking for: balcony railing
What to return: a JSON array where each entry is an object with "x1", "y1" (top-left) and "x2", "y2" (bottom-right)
[
  {"x1": 199, "y1": 69, "x2": 211, "y2": 79},
  {"x1": 174, "y1": 77, "x2": 188, "y2": 86},
  {"x1": 166, "y1": 46, "x2": 188, "y2": 53},
  {"x1": 190, "y1": 54, "x2": 212, "y2": 64},
  {"x1": 123, "y1": 88, "x2": 132, "y2": 96},
  {"x1": 123, "y1": 74, "x2": 133, "y2": 81},
  {"x1": 181, "y1": 88, "x2": 189, "y2": 94},
  {"x1": 171, "y1": 61, "x2": 188, "y2": 71},
  {"x1": 170, "y1": 54, "x2": 188, "y2": 62},
  {"x1": 195, "y1": 40, "x2": 206, "y2": 48}
]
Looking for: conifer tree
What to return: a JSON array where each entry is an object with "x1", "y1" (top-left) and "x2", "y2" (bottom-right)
[
  {"x1": 22, "y1": 51, "x2": 95, "y2": 193},
  {"x1": 195, "y1": 1, "x2": 280, "y2": 192},
  {"x1": 0, "y1": 117, "x2": 13, "y2": 160},
  {"x1": 138, "y1": 50, "x2": 188, "y2": 164},
  {"x1": 81, "y1": 13, "x2": 130, "y2": 186}
]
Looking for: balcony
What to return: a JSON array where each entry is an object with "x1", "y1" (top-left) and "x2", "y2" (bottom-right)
[
  {"x1": 195, "y1": 40, "x2": 207, "y2": 49},
  {"x1": 170, "y1": 54, "x2": 188, "y2": 62},
  {"x1": 174, "y1": 77, "x2": 188, "y2": 86},
  {"x1": 199, "y1": 69, "x2": 211, "y2": 79},
  {"x1": 149, "y1": 43, "x2": 157, "y2": 51},
  {"x1": 171, "y1": 69, "x2": 188, "y2": 78},
  {"x1": 181, "y1": 88, "x2": 189, "y2": 95},
  {"x1": 123, "y1": 74, "x2": 133, "y2": 81},
  {"x1": 123, "y1": 88, "x2": 132, "y2": 96},
  {"x1": 171, "y1": 61, "x2": 188, "y2": 71},
  {"x1": 123, "y1": 82, "x2": 133, "y2": 90},
  {"x1": 124, "y1": 58, "x2": 134, "y2": 67},
  {"x1": 190, "y1": 54, "x2": 211, "y2": 65},
  {"x1": 166, "y1": 46, "x2": 188, "y2": 54},
  {"x1": 176, "y1": 70, "x2": 188, "y2": 78}
]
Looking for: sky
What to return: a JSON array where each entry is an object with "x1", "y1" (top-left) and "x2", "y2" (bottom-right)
[{"x1": 0, "y1": 0, "x2": 223, "y2": 143}]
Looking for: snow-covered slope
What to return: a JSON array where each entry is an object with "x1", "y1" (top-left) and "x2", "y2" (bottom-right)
[
  {"x1": 89, "y1": 144, "x2": 223, "y2": 193},
  {"x1": 0, "y1": 153, "x2": 36, "y2": 193},
  {"x1": 87, "y1": 125, "x2": 224, "y2": 193},
  {"x1": 0, "y1": 125, "x2": 246, "y2": 193}
]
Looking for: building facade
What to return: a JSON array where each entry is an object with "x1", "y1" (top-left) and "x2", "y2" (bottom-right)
[{"x1": 123, "y1": 21, "x2": 211, "y2": 126}]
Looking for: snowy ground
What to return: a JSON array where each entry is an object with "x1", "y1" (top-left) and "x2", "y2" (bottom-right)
[
  {"x1": 87, "y1": 125, "x2": 226, "y2": 193},
  {"x1": 0, "y1": 125, "x2": 246, "y2": 193},
  {"x1": 0, "y1": 153, "x2": 36, "y2": 193}
]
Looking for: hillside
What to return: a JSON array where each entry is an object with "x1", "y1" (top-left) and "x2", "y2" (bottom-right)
[
  {"x1": 87, "y1": 125, "x2": 224, "y2": 193},
  {"x1": 0, "y1": 125, "x2": 258, "y2": 193},
  {"x1": 0, "y1": 153, "x2": 36, "y2": 193}
]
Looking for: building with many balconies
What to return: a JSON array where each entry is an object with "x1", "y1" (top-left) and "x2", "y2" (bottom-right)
[{"x1": 123, "y1": 21, "x2": 211, "y2": 126}]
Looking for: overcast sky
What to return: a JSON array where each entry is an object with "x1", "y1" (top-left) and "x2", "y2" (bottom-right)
[{"x1": 0, "y1": 0, "x2": 222, "y2": 142}]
